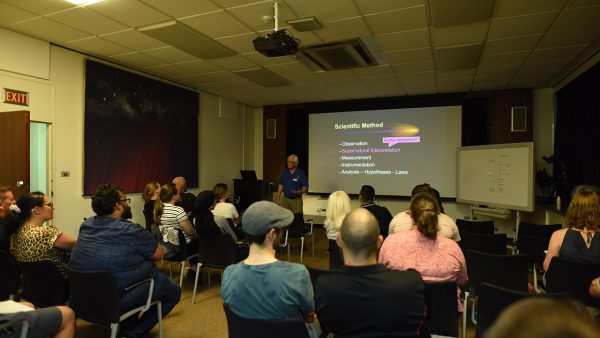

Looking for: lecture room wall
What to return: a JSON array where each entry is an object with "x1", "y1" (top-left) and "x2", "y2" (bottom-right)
[{"x1": 0, "y1": 28, "x2": 262, "y2": 237}]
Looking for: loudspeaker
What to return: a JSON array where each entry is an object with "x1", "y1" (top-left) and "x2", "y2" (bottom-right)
[
  {"x1": 266, "y1": 119, "x2": 276, "y2": 139},
  {"x1": 511, "y1": 106, "x2": 527, "y2": 132}
]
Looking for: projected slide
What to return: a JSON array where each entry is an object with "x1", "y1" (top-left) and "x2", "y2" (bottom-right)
[{"x1": 308, "y1": 106, "x2": 461, "y2": 197}]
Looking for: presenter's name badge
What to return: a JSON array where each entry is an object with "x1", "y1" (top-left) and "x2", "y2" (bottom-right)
[{"x1": 4, "y1": 88, "x2": 29, "y2": 106}]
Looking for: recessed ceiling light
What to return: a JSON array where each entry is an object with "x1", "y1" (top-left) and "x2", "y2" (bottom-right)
[{"x1": 65, "y1": 0, "x2": 105, "y2": 5}]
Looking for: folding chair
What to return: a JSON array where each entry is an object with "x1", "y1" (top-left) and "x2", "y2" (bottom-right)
[
  {"x1": 223, "y1": 303, "x2": 309, "y2": 338},
  {"x1": 424, "y1": 281, "x2": 459, "y2": 337},
  {"x1": 0, "y1": 250, "x2": 20, "y2": 301},
  {"x1": 456, "y1": 219, "x2": 494, "y2": 235},
  {"x1": 545, "y1": 256, "x2": 600, "y2": 308},
  {"x1": 280, "y1": 214, "x2": 314, "y2": 263},
  {"x1": 18, "y1": 260, "x2": 68, "y2": 307}
]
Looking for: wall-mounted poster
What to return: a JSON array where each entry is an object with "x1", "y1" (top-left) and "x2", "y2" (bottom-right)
[{"x1": 84, "y1": 60, "x2": 199, "y2": 195}]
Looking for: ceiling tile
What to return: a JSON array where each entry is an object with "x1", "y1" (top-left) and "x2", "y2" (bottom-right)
[
  {"x1": 140, "y1": 0, "x2": 220, "y2": 18},
  {"x1": 489, "y1": 11, "x2": 559, "y2": 39},
  {"x1": 398, "y1": 71, "x2": 435, "y2": 83},
  {"x1": 437, "y1": 69, "x2": 476, "y2": 80},
  {"x1": 174, "y1": 60, "x2": 224, "y2": 73},
  {"x1": 375, "y1": 29, "x2": 430, "y2": 52},
  {"x1": 364, "y1": 6, "x2": 428, "y2": 34},
  {"x1": 181, "y1": 10, "x2": 249, "y2": 39},
  {"x1": 88, "y1": 0, "x2": 171, "y2": 27},
  {"x1": 207, "y1": 55, "x2": 258, "y2": 70},
  {"x1": 101, "y1": 29, "x2": 167, "y2": 50},
  {"x1": 495, "y1": 0, "x2": 568, "y2": 17},
  {"x1": 1, "y1": 0, "x2": 73, "y2": 16},
  {"x1": 0, "y1": 2, "x2": 38, "y2": 25},
  {"x1": 432, "y1": 21, "x2": 489, "y2": 47},
  {"x1": 242, "y1": 52, "x2": 297, "y2": 66},
  {"x1": 437, "y1": 77, "x2": 473, "y2": 93},
  {"x1": 315, "y1": 69, "x2": 358, "y2": 82},
  {"x1": 430, "y1": 0, "x2": 494, "y2": 27},
  {"x1": 484, "y1": 34, "x2": 543, "y2": 54},
  {"x1": 141, "y1": 46, "x2": 198, "y2": 63},
  {"x1": 472, "y1": 80, "x2": 508, "y2": 91},
  {"x1": 386, "y1": 48, "x2": 432, "y2": 64},
  {"x1": 46, "y1": 7, "x2": 128, "y2": 35},
  {"x1": 228, "y1": 1, "x2": 295, "y2": 31},
  {"x1": 479, "y1": 51, "x2": 530, "y2": 66},
  {"x1": 537, "y1": 5, "x2": 600, "y2": 48},
  {"x1": 285, "y1": 31, "x2": 322, "y2": 46},
  {"x1": 521, "y1": 59, "x2": 571, "y2": 72},
  {"x1": 355, "y1": 0, "x2": 424, "y2": 15},
  {"x1": 10, "y1": 17, "x2": 90, "y2": 43},
  {"x1": 529, "y1": 45, "x2": 587, "y2": 62},
  {"x1": 216, "y1": 33, "x2": 258, "y2": 54},
  {"x1": 313, "y1": 17, "x2": 371, "y2": 42},
  {"x1": 566, "y1": 0, "x2": 600, "y2": 8},
  {"x1": 477, "y1": 64, "x2": 521, "y2": 80},
  {"x1": 109, "y1": 51, "x2": 164, "y2": 68},
  {"x1": 211, "y1": 0, "x2": 266, "y2": 9},
  {"x1": 284, "y1": 0, "x2": 360, "y2": 22},
  {"x1": 65, "y1": 36, "x2": 132, "y2": 56},
  {"x1": 402, "y1": 81, "x2": 437, "y2": 95},
  {"x1": 266, "y1": 62, "x2": 312, "y2": 75},
  {"x1": 392, "y1": 62, "x2": 434, "y2": 74},
  {"x1": 369, "y1": 86, "x2": 407, "y2": 98},
  {"x1": 283, "y1": 72, "x2": 322, "y2": 84},
  {"x1": 435, "y1": 43, "x2": 482, "y2": 71},
  {"x1": 353, "y1": 65, "x2": 394, "y2": 78},
  {"x1": 144, "y1": 64, "x2": 189, "y2": 77},
  {"x1": 360, "y1": 75, "x2": 400, "y2": 86}
]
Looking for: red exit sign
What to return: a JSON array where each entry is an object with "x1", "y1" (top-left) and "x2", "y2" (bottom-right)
[{"x1": 4, "y1": 88, "x2": 29, "y2": 106}]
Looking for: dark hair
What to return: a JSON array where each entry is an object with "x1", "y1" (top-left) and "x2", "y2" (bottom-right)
[
  {"x1": 245, "y1": 232, "x2": 268, "y2": 245},
  {"x1": 212, "y1": 183, "x2": 228, "y2": 203},
  {"x1": 360, "y1": 185, "x2": 375, "y2": 202},
  {"x1": 154, "y1": 183, "x2": 178, "y2": 225},
  {"x1": 411, "y1": 183, "x2": 433, "y2": 197},
  {"x1": 7, "y1": 191, "x2": 45, "y2": 234},
  {"x1": 0, "y1": 185, "x2": 12, "y2": 201},
  {"x1": 92, "y1": 184, "x2": 121, "y2": 216},
  {"x1": 193, "y1": 190, "x2": 220, "y2": 236},
  {"x1": 430, "y1": 188, "x2": 445, "y2": 214},
  {"x1": 410, "y1": 192, "x2": 439, "y2": 240}
]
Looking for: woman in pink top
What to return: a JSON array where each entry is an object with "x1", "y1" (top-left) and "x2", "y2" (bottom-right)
[{"x1": 379, "y1": 192, "x2": 468, "y2": 311}]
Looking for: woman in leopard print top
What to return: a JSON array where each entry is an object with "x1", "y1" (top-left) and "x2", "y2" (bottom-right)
[{"x1": 9, "y1": 192, "x2": 77, "y2": 274}]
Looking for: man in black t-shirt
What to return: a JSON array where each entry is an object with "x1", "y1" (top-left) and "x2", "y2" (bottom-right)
[
  {"x1": 315, "y1": 208, "x2": 428, "y2": 337},
  {"x1": 359, "y1": 185, "x2": 393, "y2": 238}
]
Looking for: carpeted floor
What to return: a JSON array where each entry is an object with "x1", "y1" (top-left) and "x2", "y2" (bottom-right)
[{"x1": 74, "y1": 227, "x2": 474, "y2": 338}]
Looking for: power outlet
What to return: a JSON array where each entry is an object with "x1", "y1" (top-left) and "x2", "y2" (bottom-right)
[{"x1": 60, "y1": 171, "x2": 70, "y2": 177}]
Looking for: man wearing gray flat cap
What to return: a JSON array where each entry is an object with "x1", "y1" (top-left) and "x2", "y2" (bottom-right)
[{"x1": 221, "y1": 201, "x2": 318, "y2": 337}]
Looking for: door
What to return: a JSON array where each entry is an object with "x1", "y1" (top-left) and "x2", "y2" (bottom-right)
[{"x1": 0, "y1": 110, "x2": 30, "y2": 198}]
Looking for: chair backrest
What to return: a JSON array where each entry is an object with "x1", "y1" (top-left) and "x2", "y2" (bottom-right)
[
  {"x1": 286, "y1": 213, "x2": 308, "y2": 238},
  {"x1": 517, "y1": 222, "x2": 562, "y2": 241},
  {"x1": 456, "y1": 219, "x2": 494, "y2": 235},
  {"x1": 0, "y1": 250, "x2": 20, "y2": 300},
  {"x1": 327, "y1": 239, "x2": 343, "y2": 271},
  {"x1": 424, "y1": 281, "x2": 458, "y2": 337},
  {"x1": 306, "y1": 266, "x2": 334, "y2": 287},
  {"x1": 459, "y1": 231, "x2": 507, "y2": 255},
  {"x1": 18, "y1": 260, "x2": 68, "y2": 307},
  {"x1": 465, "y1": 250, "x2": 529, "y2": 293},
  {"x1": 545, "y1": 256, "x2": 600, "y2": 308},
  {"x1": 474, "y1": 282, "x2": 572, "y2": 338},
  {"x1": 165, "y1": 228, "x2": 191, "y2": 262},
  {"x1": 223, "y1": 303, "x2": 309, "y2": 338},
  {"x1": 197, "y1": 233, "x2": 238, "y2": 269},
  {"x1": 517, "y1": 234, "x2": 550, "y2": 265},
  {"x1": 64, "y1": 265, "x2": 121, "y2": 324}
]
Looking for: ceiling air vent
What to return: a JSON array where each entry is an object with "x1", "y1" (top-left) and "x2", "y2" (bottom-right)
[{"x1": 298, "y1": 37, "x2": 387, "y2": 71}]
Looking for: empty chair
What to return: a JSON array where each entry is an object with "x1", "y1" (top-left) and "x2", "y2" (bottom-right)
[
  {"x1": 18, "y1": 260, "x2": 68, "y2": 307},
  {"x1": 327, "y1": 240, "x2": 343, "y2": 270},
  {"x1": 464, "y1": 250, "x2": 528, "y2": 325},
  {"x1": 0, "y1": 318, "x2": 28, "y2": 338},
  {"x1": 517, "y1": 222, "x2": 562, "y2": 241},
  {"x1": 280, "y1": 213, "x2": 314, "y2": 263},
  {"x1": 0, "y1": 250, "x2": 20, "y2": 301},
  {"x1": 192, "y1": 233, "x2": 241, "y2": 303},
  {"x1": 223, "y1": 303, "x2": 309, "y2": 338},
  {"x1": 424, "y1": 281, "x2": 459, "y2": 337},
  {"x1": 545, "y1": 256, "x2": 600, "y2": 308},
  {"x1": 65, "y1": 265, "x2": 163, "y2": 338},
  {"x1": 517, "y1": 234, "x2": 550, "y2": 292},
  {"x1": 459, "y1": 231, "x2": 507, "y2": 255},
  {"x1": 456, "y1": 219, "x2": 494, "y2": 235}
]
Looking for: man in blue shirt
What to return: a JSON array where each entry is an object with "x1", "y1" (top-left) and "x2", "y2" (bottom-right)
[
  {"x1": 276, "y1": 154, "x2": 308, "y2": 213},
  {"x1": 70, "y1": 184, "x2": 181, "y2": 338}
]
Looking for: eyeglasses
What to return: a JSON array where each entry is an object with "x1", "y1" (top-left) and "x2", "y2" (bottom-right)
[{"x1": 119, "y1": 198, "x2": 131, "y2": 204}]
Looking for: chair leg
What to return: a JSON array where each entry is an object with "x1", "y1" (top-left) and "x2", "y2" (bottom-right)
[
  {"x1": 110, "y1": 323, "x2": 118, "y2": 338},
  {"x1": 192, "y1": 263, "x2": 201, "y2": 304},
  {"x1": 287, "y1": 244, "x2": 291, "y2": 261},
  {"x1": 311, "y1": 233, "x2": 315, "y2": 260},
  {"x1": 179, "y1": 260, "x2": 185, "y2": 287},
  {"x1": 300, "y1": 237, "x2": 304, "y2": 263},
  {"x1": 169, "y1": 262, "x2": 173, "y2": 279},
  {"x1": 470, "y1": 296, "x2": 477, "y2": 325},
  {"x1": 462, "y1": 291, "x2": 469, "y2": 338},
  {"x1": 157, "y1": 301, "x2": 163, "y2": 338},
  {"x1": 208, "y1": 270, "x2": 211, "y2": 288}
]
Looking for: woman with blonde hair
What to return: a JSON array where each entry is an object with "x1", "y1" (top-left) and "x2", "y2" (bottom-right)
[
  {"x1": 211, "y1": 183, "x2": 240, "y2": 224},
  {"x1": 380, "y1": 192, "x2": 467, "y2": 311},
  {"x1": 544, "y1": 190, "x2": 600, "y2": 271},
  {"x1": 142, "y1": 181, "x2": 160, "y2": 231},
  {"x1": 154, "y1": 183, "x2": 197, "y2": 259},
  {"x1": 324, "y1": 190, "x2": 351, "y2": 270}
]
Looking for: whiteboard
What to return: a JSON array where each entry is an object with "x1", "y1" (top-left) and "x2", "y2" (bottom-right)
[{"x1": 456, "y1": 142, "x2": 534, "y2": 211}]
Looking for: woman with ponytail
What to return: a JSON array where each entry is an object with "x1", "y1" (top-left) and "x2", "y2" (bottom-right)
[
  {"x1": 9, "y1": 192, "x2": 76, "y2": 275},
  {"x1": 379, "y1": 192, "x2": 467, "y2": 311}
]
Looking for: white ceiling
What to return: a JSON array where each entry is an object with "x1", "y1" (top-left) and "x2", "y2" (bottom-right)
[{"x1": 1, "y1": 0, "x2": 599, "y2": 107}]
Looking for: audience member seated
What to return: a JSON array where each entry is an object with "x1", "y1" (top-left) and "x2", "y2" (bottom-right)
[
  {"x1": 8, "y1": 192, "x2": 76, "y2": 277},
  {"x1": 70, "y1": 184, "x2": 180, "y2": 338},
  {"x1": 211, "y1": 183, "x2": 240, "y2": 225},
  {"x1": 172, "y1": 176, "x2": 195, "y2": 215},
  {"x1": 315, "y1": 208, "x2": 428, "y2": 337},
  {"x1": 483, "y1": 298, "x2": 600, "y2": 338},
  {"x1": 380, "y1": 192, "x2": 468, "y2": 311},
  {"x1": 141, "y1": 181, "x2": 160, "y2": 232},
  {"x1": 590, "y1": 276, "x2": 600, "y2": 298},
  {"x1": 389, "y1": 183, "x2": 460, "y2": 241},
  {"x1": 0, "y1": 185, "x2": 18, "y2": 252},
  {"x1": 194, "y1": 190, "x2": 235, "y2": 239},
  {"x1": 324, "y1": 191, "x2": 351, "y2": 270},
  {"x1": 544, "y1": 190, "x2": 600, "y2": 272},
  {"x1": 221, "y1": 201, "x2": 318, "y2": 337},
  {"x1": 358, "y1": 185, "x2": 393, "y2": 238},
  {"x1": 154, "y1": 183, "x2": 198, "y2": 259},
  {"x1": 0, "y1": 301, "x2": 75, "y2": 338}
]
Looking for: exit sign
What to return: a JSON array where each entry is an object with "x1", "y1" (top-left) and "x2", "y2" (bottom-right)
[{"x1": 4, "y1": 88, "x2": 29, "y2": 106}]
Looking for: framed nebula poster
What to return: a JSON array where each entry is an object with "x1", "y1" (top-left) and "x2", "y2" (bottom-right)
[{"x1": 83, "y1": 60, "x2": 199, "y2": 195}]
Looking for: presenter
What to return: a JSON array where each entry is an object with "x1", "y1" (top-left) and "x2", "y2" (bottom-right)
[{"x1": 276, "y1": 154, "x2": 308, "y2": 214}]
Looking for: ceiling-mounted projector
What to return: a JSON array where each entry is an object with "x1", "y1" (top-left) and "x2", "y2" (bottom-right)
[{"x1": 253, "y1": 29, "x2": 300, "y2": 57}]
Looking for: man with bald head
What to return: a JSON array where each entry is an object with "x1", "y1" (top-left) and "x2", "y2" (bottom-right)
[
  {"x1": 172, "y1": 176, "x2": 195, "y2": 214},
  {"x1": 314, "y1": 208, "x2": 428, "y2": 337}
]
